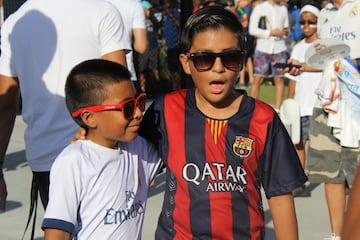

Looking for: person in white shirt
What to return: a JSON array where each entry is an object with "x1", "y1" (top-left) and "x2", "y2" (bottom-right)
[
  {"x1": 285, "y1": 3, "x2": 322, "y2": 197},
  {"x1": 42, "y1": 59, "x2": 161, "y2": 240},
  {"x1": 286, "y1": 0, "x2": 360, "y2": 239},
  {"x1": 0, "y1": 0, "x2": 129, "y2": 215},
  {"x1": 107, "y1": 0, "x2": 148, "y2": 90},
  {"x1": 249, "y1": 0, "x2": 290, "y2": 111}
]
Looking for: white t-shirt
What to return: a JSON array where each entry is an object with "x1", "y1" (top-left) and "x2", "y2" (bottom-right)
[
  {"x1": 0, "y1": 0, "x2": 130, "y2": 171},
  {"x1": 286, "y1": 39, "x2": 323, "y2": 116},
  {"x1": 318, "y1": 0, "x2": 360, "y2": 59},
  {"x1": 42, "y1": 138, "x2": 161, "y2": 239},
  {"x1": 107, "y1": 0, "x2": 146, "y2": 81},
  {"x1": 249, "y1": 1, "x2": 289, "y2": 54}
]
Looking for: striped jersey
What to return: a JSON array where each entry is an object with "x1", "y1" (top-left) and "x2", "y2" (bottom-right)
[{"x1": 140, "y1": 88, "x2": 307, "y2": 240}]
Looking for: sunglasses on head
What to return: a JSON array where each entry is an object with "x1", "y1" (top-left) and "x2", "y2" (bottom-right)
[
  {"x1": 300, "y1": 20, "x2": 317, "y2": 25},
  {"x1": 187, "y1": 50, "x2": 246, "y2": 72},
  {"x1": 72, "y1": 93, "x2": 146, "y2": 120}
]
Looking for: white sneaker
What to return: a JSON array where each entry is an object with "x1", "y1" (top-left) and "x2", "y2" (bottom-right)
[{"x1": 324, "y1": 233, "x2": 341, "y2": 240}]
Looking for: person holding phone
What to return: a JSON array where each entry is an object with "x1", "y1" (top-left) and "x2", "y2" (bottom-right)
[{"x1": 284, "y1": 3, "x2": 323, "y2": 197}]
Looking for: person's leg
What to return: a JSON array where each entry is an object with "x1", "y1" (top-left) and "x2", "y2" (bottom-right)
[
  {"x1": 325, "y1": 182, "x2": 346, "y2": 236},
  {"x1": 167, "y1": 48, "x2": 181, "y2": 90},
  {"x1": 250, "y1": 50, "x2": 268, "y2": 99},
  {"x1": 246, "y1": 57, "x2": 254, "y2": 85},
  {"x1": 149, "y1": 47, "x2": 160, "y2": 81},
  {"x1": 273, "y1": 76, "x2": 285, "y2": 110},
  {"x1": 238, "y1": 67, "x2": 246, "y2": 85},
  {"x1": 153, "y1": 69, "x2": 160, "y2": 81},
  {"x1": 33, "y1": 171, "x2": 50, "y2": 208},
  {"x1": 139, "y1": 72, "x2": 146, "y2": 92},
  {"x1": 137, "y1": 51, "x2": 149, "y2": 92},
  {"x1": 271, "y1": 51, "x2": 288, "y2": 110},
  {"x1": 250, "y1": 75, "x2": 264, "y2": 99},
  {"x1": 295, "y1": 140, "x2": 306, "y2": 169}
]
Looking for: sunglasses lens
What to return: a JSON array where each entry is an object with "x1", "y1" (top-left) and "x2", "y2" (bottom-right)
[
  {"x1": 300, "y1": 21, "x2": 317, "y2": 25},
  {"x1": 222, "y1": 51, "x2": 244, "y2": 70},
  {"x1": 189, "y1": 51, "x2": 245, "y2": 71},
  {"x1": 193, "y1": 54, "x2": 216, "y2": 71},
  {"x1": 123, "y1": 100, "x2": 135, "y2": 119}
]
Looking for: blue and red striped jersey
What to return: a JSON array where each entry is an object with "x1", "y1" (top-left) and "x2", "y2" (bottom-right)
[{"x1": 140, "y1": 88, "x2": 307, "y2": 240}]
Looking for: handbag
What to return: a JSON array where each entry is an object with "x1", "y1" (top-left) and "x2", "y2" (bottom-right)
[{"x1": 258, "y1": 16, "x2": 267, "y2": 30}]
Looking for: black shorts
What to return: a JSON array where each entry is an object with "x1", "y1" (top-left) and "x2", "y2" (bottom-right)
[{"x1": 138, "y1": 47, "x2": 159, "y2": 73}]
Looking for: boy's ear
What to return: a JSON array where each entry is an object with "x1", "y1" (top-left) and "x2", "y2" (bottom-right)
[
  {"x1": 80, "y1": 111, "x2": 97, "y2": 128},
  {"x1": 179, "y1": 53, "x2": 192, "y2": 75}
]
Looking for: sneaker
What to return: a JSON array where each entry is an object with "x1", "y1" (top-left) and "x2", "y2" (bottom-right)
[
  {"x1": 324, "y1": 233, "x2": 341, "y2": 240},
  {"x1": 292, "y1": 185, "x2": 311, "y2": 198}
]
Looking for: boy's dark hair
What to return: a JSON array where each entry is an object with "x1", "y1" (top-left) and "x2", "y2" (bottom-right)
[
  {"x1": 180, "y1": 6, "x2": 246, "y2": 53},
  {"x1": 65, "y1": 59, "x2": 131, "y2": 127}
]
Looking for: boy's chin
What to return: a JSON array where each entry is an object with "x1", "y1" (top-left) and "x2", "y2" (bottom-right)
[{"x1": 121, "y1": 133, "x2": 139, "y2": 142}]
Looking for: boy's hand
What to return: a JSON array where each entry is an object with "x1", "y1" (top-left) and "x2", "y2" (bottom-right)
[
  {"x1": 282, "y1": 59, "x2": 305, "y2": 76},
  {"x1": 70, "y1": 127, "x2": 87, "y2": 143}
]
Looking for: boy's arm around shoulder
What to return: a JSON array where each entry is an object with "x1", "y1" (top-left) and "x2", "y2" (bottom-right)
[
  {"x1": 268, "y1": 193, "x2": 298, "y2": 240},
  {"x1": 138, "y1": 97, "x2": 164, "y2": 148},
  {"x1": 135, "y1": 136, "x2": 162, "y2": 183}
]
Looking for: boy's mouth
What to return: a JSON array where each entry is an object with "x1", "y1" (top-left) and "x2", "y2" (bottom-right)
[{"x1": 209, "y1": 80, "x2": 225, "y2": 93}]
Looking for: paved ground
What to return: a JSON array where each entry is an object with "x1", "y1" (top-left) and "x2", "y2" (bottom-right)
[{"x1": 0, "y1": 115, "x2": 335, "y2": 239}]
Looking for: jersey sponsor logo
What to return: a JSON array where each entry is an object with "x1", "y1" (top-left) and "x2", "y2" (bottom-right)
[
  {"x1": 233, "y1": 136, "x2": 253, "y2": 158},
  {"x1": 349, "y1": 5, "x2": 358, "y2": 17},
  {"x1": 104, "y1": 190, "x2": 145, "y2": 225},
  {"x1": 182, "y1": 162, "x2": 248, "y2": 192}
]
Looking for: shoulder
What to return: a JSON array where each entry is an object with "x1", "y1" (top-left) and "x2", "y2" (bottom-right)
[
  {"x1": 121, "y1": 137, "x2": 159, "y2": 161},
  {"x1": 252, "y1": 98, "x2": 278, "y2": 122},
  {"x1": 51, "y1": 140, "x2": 89, "y2": 169}
]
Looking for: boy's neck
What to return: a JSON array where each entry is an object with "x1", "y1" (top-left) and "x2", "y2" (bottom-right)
[
  {"x1": 268, "y1": 0, "x2": 277, "y2": 6},
  {"x1": 305, "y1": 33, "x2": 318, "y2": 43}
]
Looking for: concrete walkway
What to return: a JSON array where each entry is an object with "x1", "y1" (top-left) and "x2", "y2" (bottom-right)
[{"x1": 0, "y1": 116, "x2": 334, "y2": 239}]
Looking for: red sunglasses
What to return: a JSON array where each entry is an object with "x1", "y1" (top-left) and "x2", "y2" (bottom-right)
[{"x1": 72, "y1": 93, "x2": 146, "y2": 120}]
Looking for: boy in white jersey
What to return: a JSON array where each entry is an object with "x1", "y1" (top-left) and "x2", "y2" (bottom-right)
[
  {"x1": 285, "y1": 3, "x2": 323, "y2": 197},
  {"x1": 41, "y1": 59, "x2": 161, "y2": 240}
]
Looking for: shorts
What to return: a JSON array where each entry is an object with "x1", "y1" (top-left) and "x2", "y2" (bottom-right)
[
  {"x1": 253, "y1": 50, "x2": 288, "y2": 77},
  {"x1": 138, "y1": 47, "x2": 159, "y2": 73},
  {"x1": 300, "y1": 116, "x2": 310, "y2": 141},
  {"x1": 166, "y1": 48, "x2": 180, "y2": 72},
  {"x1": 306, "y1": 108, "x2": 360, "y2": 187}
]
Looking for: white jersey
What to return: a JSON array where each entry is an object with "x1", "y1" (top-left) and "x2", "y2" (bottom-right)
[
  {"x1": 107, "y1": 0, "x2": 146, "y2": 81},
  {"x1": 286, "y1": 39, "x2": 323, "y2": 116},
  {"x1": 318, "y1": 0, "x2": 360, "y2": 59},
  {"x1": 0, "y1": 0, "x2": 130, "y2": 171},
  {"x1": 42, "y1": 138, "x2": 161, "y2": 239},
  {"x1": 316, "y1": 0, "x2": 360, "y2": 147}
]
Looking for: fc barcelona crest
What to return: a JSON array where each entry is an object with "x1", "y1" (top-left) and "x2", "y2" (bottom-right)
[{"x1": 233, "y1": 136, "x2": 253, "y2": 158}]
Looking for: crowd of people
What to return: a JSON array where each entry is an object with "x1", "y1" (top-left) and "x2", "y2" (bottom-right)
[{"x1": 0, "y1": 0, "x2": 359, "y2": 240}]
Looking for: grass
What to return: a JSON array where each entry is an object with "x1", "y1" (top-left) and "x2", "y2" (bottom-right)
[{"x1": 240, "y1": 83, "x2": 289, "y2": 106}]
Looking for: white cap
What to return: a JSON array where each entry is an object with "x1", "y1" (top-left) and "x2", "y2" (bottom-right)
[{"x1": 300, "y1": 4, "x2": 320, "y2": 17}]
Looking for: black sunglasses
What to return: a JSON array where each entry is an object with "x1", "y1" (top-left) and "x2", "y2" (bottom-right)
[
  {"x1": 187, "y1": 50, "x2": 246, "y2": 72},
  {"x1": 72, "y1": 93, "x2": 146, "y2": 120},
  {"x1": 300, "y1": 20, "x2": 317, "y2": 25}
]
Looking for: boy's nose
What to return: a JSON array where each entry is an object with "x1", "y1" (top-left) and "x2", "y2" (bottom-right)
[{"x1": 212, "y1": 57, "x2": 225, "y2": 72}]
